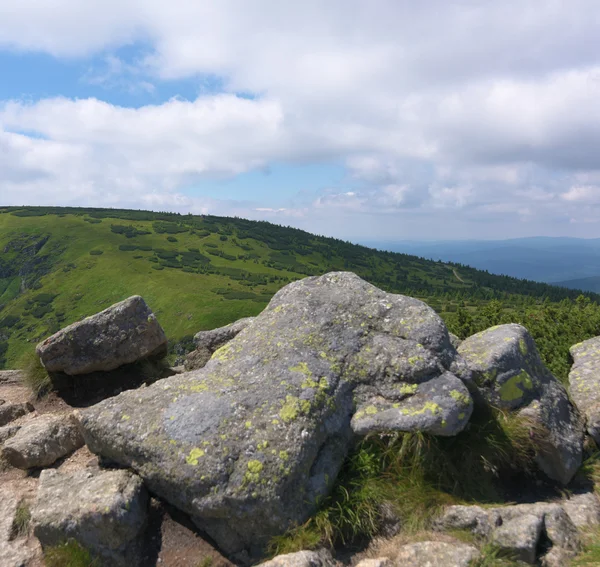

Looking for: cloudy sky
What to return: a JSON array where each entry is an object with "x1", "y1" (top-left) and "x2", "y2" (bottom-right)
[{"x1": 1, "y1": 1, "x2": 600, "y2": 241}]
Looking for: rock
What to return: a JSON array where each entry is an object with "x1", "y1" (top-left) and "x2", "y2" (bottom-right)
[
  {"x1": 491, "y1": 513, "x2": 543, "y2": 564},
  {"x1": 2, "y1": 413, "x2": 84, "y2": 469},
  {"x1": 354, "y1": 559, "x2": 391, "y2": 567},
  {"x1": 541, "y1": 547, "x2": 576, "y2": 567},
  {"x1": 0, "y1": 487, "x2": 37, "y2": 567},
  {"x1": 393, "y1": 541, "x2": 479, "y2": 567},
  {"x1": 449, "y1": 333, "x2": 462, "y2": 349},
  {"x1": 569, "y1": 337, "x2": 600, "y2": 444},
  {"x1": 257, "y1": 550, "x2": 334, "y2": 567},
  {"x1": 185, "y1": 317, "x2": 255, "y2": 371},
  {"x1": 433, "y1": 505, "x2": 500, "y2": 538},
  {"x1": 80, "y1": 272, "x2": 473, "y2": 557},
  {"x1": 458, "y1": 324, "x2": 583, "y2": 484},
  {"x1": 0, "y1": 424, "x2": 21, "y2": 444},
  {"x1": 36, "y1": 295, "x2": 167, "y2": 375},
  {"x1": 32, "y1": 468, "x2": 148, "y2": 567},
  {"x1": 543, "y1": 505, "x2": 580, "y2": 553},
  {"x1": 562, "y1": 492, "x2": 600, "y2": 528},
  {"x1": 0, "y1": 402, "x2": 33, "y2": 427},
  {"x1": 0, "y1": 370, "x2": 23, "y2": 385}
]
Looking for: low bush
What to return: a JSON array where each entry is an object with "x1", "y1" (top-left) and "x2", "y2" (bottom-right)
[
  {"x1": 89, "y1": 250, "x2": 103, "y2": 256},
  {"x1": 18, "y1": 348, "x2": 52, "y2": 398},
  {"x1": 11, "y1": 499, "x2": 31, "y2": 538}
]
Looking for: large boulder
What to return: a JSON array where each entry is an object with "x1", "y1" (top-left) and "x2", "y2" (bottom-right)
[
  {"x1": 36, "y1": 295, "x2": 167, "y2": 375},
  {"x1": 32, "y1": 468, "x2": 148, "y2": 567},
  {"x1": 80, "y1": 272, "x2": 473, "y2": 559},
  {"x1": 458, "y1": 324, "x2": 583, "y2": 484},
  {"x1": 569, "y1": 337, "x2": 600, "y2": 444},
  {"x1": 2, "y1": 413, "x2": 84, "y2": 469}
]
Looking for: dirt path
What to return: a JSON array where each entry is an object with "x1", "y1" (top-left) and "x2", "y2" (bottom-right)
[
  {"x1": 452, "y1": 268, "x2": 465, "y2": 283},
  {"x1": 0, "y1": 371, "x2": 232, "y2": 567}
]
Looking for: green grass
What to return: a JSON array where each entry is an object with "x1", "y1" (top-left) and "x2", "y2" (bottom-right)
[
  {"x1": 17, "y1": 347, "x2": 52, "y2": 398},
  {"x1": 44, "y1": 540, "x2": 99, "y2": 567},
  {"x1": 268, "y1": 407, "x2": 540, "y2": 556},
  {"x1": 11, "y1": 499, "x2": 31, "y2": 538}
]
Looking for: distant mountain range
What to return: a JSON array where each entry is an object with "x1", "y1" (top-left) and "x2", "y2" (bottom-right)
[{"x1": 362, "y1": 237, "x2": 600, "y2": 291}]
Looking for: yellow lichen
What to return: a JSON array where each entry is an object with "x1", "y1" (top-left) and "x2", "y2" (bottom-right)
[
  {"x1": 185, "y1": 448, "x2": 205, "y2": 465},
  {"x1": 498, "y1": 371, "x2": 534, "y2": 402}
]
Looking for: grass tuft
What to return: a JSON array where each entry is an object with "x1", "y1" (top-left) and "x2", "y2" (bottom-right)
[
  {"x1": 470, "y1": 544, "x2": 522, "y2": 566},
  {"x1": 11, "y1": 499, "x2": 31, "y2": 538},
  {"x1": 44, "y1": 540, "x2": 99, "y2": 567},
  {"x1": 17, "y1": 347, "x2": 52, "y2": 398},
  {"x1": 268, "y1": 406, "x2": 543, "y2": 556}
]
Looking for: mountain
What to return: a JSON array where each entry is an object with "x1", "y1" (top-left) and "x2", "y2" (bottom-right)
[
  {"x1": 555, "y1": 275, "x2": 600, "y2": 293},
  {"x1": 0, "y1": 206, "x2": 595, "y2": 369},
  {"x1": 364, "y1": 237, "x2": 600, "y2": 283}
]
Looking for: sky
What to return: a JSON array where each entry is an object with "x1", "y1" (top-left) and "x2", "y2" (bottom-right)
[{"x1": 2, "y1": 1, "x2": 600, "y2": 241}]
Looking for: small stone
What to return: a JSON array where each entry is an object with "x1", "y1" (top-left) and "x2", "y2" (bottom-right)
[
  {"x1": 540, "y1": 546, "x2": 576, "y2": 567},
  {"x1": 491, "y1": 513, "x2": 543, "y2": 564},
  {"x1": 354, "y1": 559, "x2": 391, "y2": 567},
  {"x1": 2, "y1": 413, "x2": 84, "y2": 469},
  {"x1": 257, "y1": 550, "x2": 334, "y2": 567},
  {"x1": 433, "y1": 505, "x2": 500, "y2": 538},
  {"x1": 0, "y1": 402, "x2": 33, "y2": 427}
]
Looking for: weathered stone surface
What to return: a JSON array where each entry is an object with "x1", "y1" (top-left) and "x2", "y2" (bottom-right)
[
  {"x1": 32, "y1": 468, "x2": 148, "y2": 567},
  {"x1": 257, "y1": 550, "x2": 334, "y2": 567},
  {"x1": 0, "y1": 402, "x2": 33, "y2": 427},
  {"x1": 354, "y1": 559, "x2": 391, "y2": 567},
  {"x1": 185, "y1": 317, "x2": 256, "y2": 371},
  {"x1": 491, "y1": 513, "x2": 543, "y2": 564},
  {"x1": 2, "y1": 413, "x2": 84, "y2": 469},
  {"x1": 433, "y1": 505, "x2": 500, "y2": 538},
  {"x1": 541, "y1": 547, "x2": 576, "y2": 567},
  {"x1": 0, "y1": 424, "x2": 21, "y2": 444},
  {"x1": 0, "y1": 488, "x2": 37, "y2": 567},
  {"x1": 80, "y1": 272, "x2": 472, "y2": 557},
  {"x1": 570, "y1": 337, "x2": 600, "y2": 444},
  {"x1": 36, "y1": 295, "x2": 167, "y2": 375},
  {"x1": 448, "y1": 333, "x2": 462, "y2": 349},
  {"x1": 562, "y1": 491, "x2": 600, "y2": 528},
  {"x1": 458, "y1": 324, "x2": 583, "y2": 484},
  {"x1": 393, "y1": 541, "x2": 479, "y2": 567}
]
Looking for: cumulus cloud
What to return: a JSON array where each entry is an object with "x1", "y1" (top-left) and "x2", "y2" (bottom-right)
[{"x1": 1, "y1": 0, "x2": 600, "y2": 238}]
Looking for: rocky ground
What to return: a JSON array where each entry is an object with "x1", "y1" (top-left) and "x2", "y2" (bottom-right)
[{"x1": 0, "y1": 370, "x2": 233, "y2": 567}]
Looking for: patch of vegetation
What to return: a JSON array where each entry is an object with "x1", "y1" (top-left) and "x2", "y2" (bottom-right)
[
  {"x1": 268, "y1": 407, "x2": 541, "y2": 554},
  {"x1": 18, "y1": 348, "x2": 52, "y2": 398},
  {"x1": 44, "y1": 540, "x2": 99, "y2": 567},
  {"x1": 89, "y1": 250, "x2": 103, "y2": 256},
  {"x1": 11, "y1": 499, "x2": 31, "y2": 538},
  {"x1": 110, "y1": 224, "x2": 151, "y2": 238},
  {"x1": 167, "y1": 236, "x2": 178, "y2": 243}
]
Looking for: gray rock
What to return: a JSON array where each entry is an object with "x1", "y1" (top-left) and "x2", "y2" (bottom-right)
[
  {"x1": 80, "y1": 272, "x2": 472, "y2": 557},
  {"x1": 0, "y1": 402, "x2": 33, "y2": 427},
  {"x1": 32, "y1": 468, "x2": 147, "y2": 567},
  {"x1": 2, "y1": 413, "x2": 84, "y2": 469},
  {"x1": 491, "y1": 513, "x2": 543, "y2": 564},
  {"x1": 393, "y1": 541, "x2": 479, "y2": 567},
  {"x1": 185, "y1": 317, "x2": 256, "y2": 371},
  {"x1": 433, "y1": 505, "x2": 500, "y2": 538},
  {"x1": 541, "y1": 547, "x2": 576, "y2": 567},
  {"x1": 543, "y1": 505, "x2": 580, "y2": 553},
  {"x1": 0, "y1": 424, "x2": 21, "y2": 444},
  {"x1": 569, "y1": 337, "x2": 600, "y2": 443},
  {"x1": 0, "y1": 488, "x2": 37, "y2": 567},
  {"x1": 257, "y1": 550, "x2": 334, "y2": 567},
  {"x1": 448, "y1": 333, "x2": 462, "y2": 349},
  {"x1": 458, "y1": 324, "x2": 583, "y2": 484},
  {"x1": 36, "y1": 295, "x2": 167, "y2": 375},
  {"x1": 562, "y1": 492, "x2": 600, "y2": 528},
  {"x1": 354, "y1": 559, "x2": 391, "y2": 567}
]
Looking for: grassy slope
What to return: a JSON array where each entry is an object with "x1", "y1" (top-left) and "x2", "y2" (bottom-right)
[{"x1": 0, "y1": 206, "x2": 595, "y2": 368}]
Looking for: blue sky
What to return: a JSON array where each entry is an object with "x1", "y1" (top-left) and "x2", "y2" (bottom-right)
[{"x1": 2, "y1": 1, "x2": 600, "y2": 241}]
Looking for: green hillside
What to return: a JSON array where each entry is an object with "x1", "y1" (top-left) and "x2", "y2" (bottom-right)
[{"x1": 1, "y1": 205, "x2": 599, "y2": 379}]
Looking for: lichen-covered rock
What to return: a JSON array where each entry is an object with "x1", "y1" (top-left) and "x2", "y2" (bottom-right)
[
  {"x1": 393, "y1": 541, "x2": 479, "y2": 567},
  {"x1": 32, "y1": 468, "x2": 148, "y2": 567},
  {"x1": 569, "y1": 337, "x2": 600, "y2": 444},
  {"x1": 491, "y1": 513, "x2": 543, "y2": 564},
  {"x1": 36, "y1": 295, "x2": 167, "y2": 375},
  {"x1": 80, "y1": 272, "x2": 472, "y2": 558},
  {"x1": 2, "y1": 413, "x2": 84, "y2": 469},
  {"x1": 0, "y1": 402, "x2": 33, "y2": 427},
  {"x1": 185, "y1": 317, "x2": 256, "y2": 371},
  {"x1": 458, "y1": 324, "x2": 583, "y2": 484},
  {"x1": 257, "y1": 550, "x2": 334, "y2": 567}
]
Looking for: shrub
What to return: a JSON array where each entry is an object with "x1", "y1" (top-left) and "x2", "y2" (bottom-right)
[
  {"x1": 118, "y1": 244, "x2": 138, "y2": 252},
  {"x1": 167, "y1": 236, "x2": 178, "y2": 242},
  {"x1": 0, "y1": 315, "x2": 19, "y2": 328},
  {"x1": 89, "y1": 250, "x2": 103, "y2": 256},
  {"x1": 18, "y1": 348, "x2": 52, "y2": 398},
  {"x1": 219, "y1": 235, "x2": 228, "y2": 241},
  {"x1": 44, "y1": 540, "x2": 99, "y2": 567}
]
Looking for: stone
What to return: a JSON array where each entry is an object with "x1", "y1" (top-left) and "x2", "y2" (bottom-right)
[
  {"x1": 491, "y1": 513, "x2": 543, "y2": 564},
  {"x1": 2, "y1": 413, "x2": 84, "y2": 469},
  {"x1": 393, "y1": 541, "x2": 479, "y2": 567},
  {"x1": 562, "y1": 491, "x2": 600, "y2": 528},
  {"x1": 458, "y1": 324, "x2": 583, "y2": 484},
  {"x1": 541, "y1": 547, "x2": 576, "y2": 567},
  {"x1": 354, "y1": 559, "x2": 391, "y2": 567},
  {"x1": 0, "y1": 487, "x2": 37, "y2": 567},
  {"x1": 32, "y1": 468, "x2": 148, "y2": 567},
  {"x1": 185, "y1": 317, "x2": 256, "y2": 371},
  {"x1": 80, "y1": 272, "x2": 473, "y2": 558},
  {"x1": 257, "y1": 550, "x2": 334, "y2": 567},
  {"x1": 36, "y1": 295, "x2": 167, "y2": 375},
  {"x1": 0, "y1": 424, "x2": 21, "y2": 444},
  {"x1": 449, "y1": 333, "x2": 462, "y2": 349},
  {"x1": 433, "y1": 505, "x2": 500, "y2": 538},
  {"x1": 569, "y1": 337, "x2": 600, "y2": 444},
  {"x1": 0, "y1": 402, "x2": 33, "y2": 427},
  {"x1": 543, "y1": 505, "x2": 580, "y2": 553}
]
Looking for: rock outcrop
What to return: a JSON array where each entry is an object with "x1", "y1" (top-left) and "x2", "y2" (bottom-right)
[
  {"x1": 80, "y1": 272, "x2": 473, "y2": 558},
  {"x1": 36, "y1": 295, "x2": 167, "y2": 375},
  {"x1": 569, "y1": 337, "x2": 600, "y2": 444},
  {"x1": 32, "y1": 468, "x2": 148, "y2": 567},
  {"x1": 2, "y1": 413, "x2": 84, "y2": 469},
  {"x1": 458, "y1": 323, "x2": 583, "y2": 484},
  {"x1": 185, "y1": 317, "x2": 255, "y2": 371}
]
